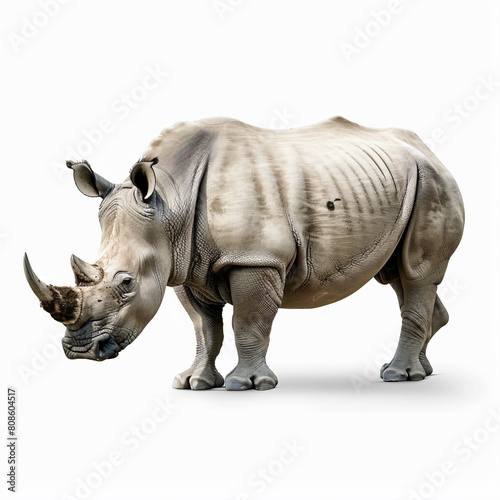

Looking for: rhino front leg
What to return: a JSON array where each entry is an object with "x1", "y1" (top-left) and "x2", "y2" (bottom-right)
[
  {"x1": 173, "y1": 286, "x2": 225, "y2": 390},
  {"x1": 225, "y1": 267, "x2": 283, "y2": 391}
]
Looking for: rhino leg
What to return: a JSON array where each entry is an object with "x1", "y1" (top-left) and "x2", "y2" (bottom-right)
[
  {"x1": 380, "y1": 279, "x2": 449, "y2": 378},
  {"x1": 424, "y1": 295, "x2": 449, "y2": 371},
  {"x1": 417, "y1": 294, "x2": 449, "y2": 375},
  {"x1": 172, "y1": 286, "x2": 225, "y2": 390},
  {"x1": 225, "y1": 267, "x2": 283, "y2": 391},
  {"x1": 381, "y1": 283, "x2": 436, "y2": 381},
  {"x1": 380, "y1": 157, "x2": 463, "y2": 381}
]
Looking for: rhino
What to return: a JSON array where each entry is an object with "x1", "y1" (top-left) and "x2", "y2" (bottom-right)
[{"x1": 24, "y1": 116, "x2": 465, "y2": 390}]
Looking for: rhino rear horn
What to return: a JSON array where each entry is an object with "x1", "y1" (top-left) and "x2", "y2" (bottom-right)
[
  {"x1": 66, "y1": 160, "x2": 114, "y2": 199},
  {"x1": 70, "y1": 255, "x2": 102, "y2": 285},
  {"x1": 130, "y1": 158, "x2": 157, "y2": 201}
]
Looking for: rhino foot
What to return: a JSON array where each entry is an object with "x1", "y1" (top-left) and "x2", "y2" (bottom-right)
[
  {"x1": 172, "y1": 362, "x2": 224, "y2": 390},
  {"x1": 225, "y1": 363, "x2": 278, "y2": 391},
  {"x1": 418, "y1": 351, "x2": 433, "y2": 376},
  {"x1": 380, "y1": 345, "x2": 433, "y2": 381},
  {"x1": 380, "y1": 358, "x2": 426, "y2": 382}
]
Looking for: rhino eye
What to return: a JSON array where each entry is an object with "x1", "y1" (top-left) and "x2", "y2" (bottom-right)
[{"x1": 114, "y1": 273, "x2": 135, "y2": 294}]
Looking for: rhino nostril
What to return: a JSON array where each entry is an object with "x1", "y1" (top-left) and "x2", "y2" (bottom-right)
[{"x1": 96, "y1": 336, "x2": 119, "y2": 360}]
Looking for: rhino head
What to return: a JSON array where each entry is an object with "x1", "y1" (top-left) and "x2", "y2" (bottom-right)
[{"x1": 24, "y1": 159, "x2": 171, "y2": 361}]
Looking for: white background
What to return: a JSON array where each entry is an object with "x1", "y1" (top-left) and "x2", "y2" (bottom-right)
[{"x1": 1, "y1": 1, "x2": 499, "y2": 499}]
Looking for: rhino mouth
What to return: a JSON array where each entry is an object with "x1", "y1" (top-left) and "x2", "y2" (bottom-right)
[{"x1": 62, "y1": 331, "x2": 120, "y2": 361}]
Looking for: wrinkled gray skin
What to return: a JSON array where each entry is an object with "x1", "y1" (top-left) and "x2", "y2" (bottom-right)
[{"x1": 24, "y1": 117, "x2": 465, "y2": 390}]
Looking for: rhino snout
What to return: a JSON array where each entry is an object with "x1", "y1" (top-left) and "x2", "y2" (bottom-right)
[{"x1": 62, "y1": 330, "x2": 120, "y2": 361}]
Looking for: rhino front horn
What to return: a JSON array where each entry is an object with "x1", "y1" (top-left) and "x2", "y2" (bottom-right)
[
  {"x1": 23, "y1": 253, "x2": 82, "y2": 325},
  {"x1": 24, "y1": 253, "x2": 53, "y2": 302}
]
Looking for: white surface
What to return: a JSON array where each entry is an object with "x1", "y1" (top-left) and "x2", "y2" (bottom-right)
[{"x1": 1, "y1": 1, "x2": 499, "y2": 499}]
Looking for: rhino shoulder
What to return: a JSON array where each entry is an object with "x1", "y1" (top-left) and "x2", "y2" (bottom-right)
[{"x1": 142, "y1": 120, "x2": 208, "y2": 158}]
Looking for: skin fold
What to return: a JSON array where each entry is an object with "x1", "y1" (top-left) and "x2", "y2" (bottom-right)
[{"x1": 24, "y1": 116, "x2": 465, "y2": 390}]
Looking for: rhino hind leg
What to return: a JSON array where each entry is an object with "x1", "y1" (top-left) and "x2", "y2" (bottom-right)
[
  {"x1": 378, "y1": 157, "x2": 464, "y2": 382},
  {"x1": 225, "y1": 267, "x2": 283, "y2": 391},
  {"x1": 381, "y1": 283, "x2": 437, "y2": 381},
  {"x1": 379, "y1": 278, "x2": 449, "y2": 378},
  {"x1": 172, "y1": 286, "x2": 225, "y2": 390},
  {"x1": 418, "y1": 294, "x2": 449, "y2": 375}
]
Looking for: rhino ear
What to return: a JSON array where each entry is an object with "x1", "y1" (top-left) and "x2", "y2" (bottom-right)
[
  {"x1": 130, "y1": 158, "x2": 157, "y2": 201},
  {"x1": 66, "y1": 160, "x2": 114, "y2": 198}
]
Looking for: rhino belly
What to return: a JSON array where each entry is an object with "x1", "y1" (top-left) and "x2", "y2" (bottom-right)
[
  {"x1": 280, "y1": 165, "x2": 417, "y2": 308},
  {"x1": 280, "y1": 232, "x2": 403, "y2": 309}
]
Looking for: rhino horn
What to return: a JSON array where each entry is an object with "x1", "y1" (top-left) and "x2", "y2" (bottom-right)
[
  {"x1": 70, "y1": 254, "x2": 102, "y2": 284},
  {"x1": 24, "y1": 253, "x2": 52, "y2": 302},
  {"x1": 24, "y1": 253, "x2": 82, "y2": 325}
]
